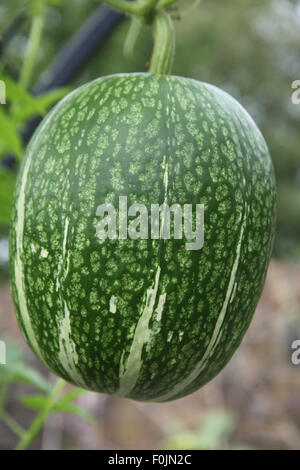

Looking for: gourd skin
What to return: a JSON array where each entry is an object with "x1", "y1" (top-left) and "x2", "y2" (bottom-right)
[{"x1": 9, "y1": 73, "x2": 276, "y2": 402}]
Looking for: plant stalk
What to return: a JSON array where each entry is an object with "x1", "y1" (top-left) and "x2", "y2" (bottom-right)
[
  {"x1": 15, "y1": 378, "x2": 66, "y2": 450},
  {"x1": 101, "y1": 0, "x2": 176, "y2": 74},
  {"x1": 102, "y1": 0, "x2": 160, "y2": 17},
  {"x1": 19, "y1": 5, "x2": 45, "y2": 90},
  {"x1": 2, "y1": 411, "x2": 25, "y2": 437},
  {"x1": 149, "y1": 10, "x2": 175, "y2": 75}
]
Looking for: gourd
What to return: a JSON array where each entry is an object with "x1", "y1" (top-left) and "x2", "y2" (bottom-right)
[{"x1": 9, "y1": 5, "x2": 276, "y2": 402}]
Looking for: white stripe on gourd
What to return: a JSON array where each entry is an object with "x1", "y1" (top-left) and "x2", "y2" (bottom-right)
[
  {"x1": 154, "y1": 206, "x2": 248, "y2": 402},
  {"x1": 57, "y1": 217, "x2": 86, "y2": 387},
  {"x1": 109, "y1": 295, "x2": 117, "y2": 313},
  {"x1": 14, "y1": 151, "x2": 42, "y2": 359},
  {"x1": 41, "y1": 248, "x2": 49, "y2": 258},
  {"x1": 58, "y1": 300, "x2": 86, "y2": 387},
  {"x1": 117, "y1": 266, "x2": 166, "y2": 396},
  {"x1": 155, "y1": 293, "x2": 166, "y2": 322},
  {"x1": 56, "y1": 217, "x2": 70, "y2": 292},
  {"x1": 118, "y1": 150, "x2": 169, "y2": 397},
  {"x1": 13, "y1": 110, "x2": 57, "y2": 359}
]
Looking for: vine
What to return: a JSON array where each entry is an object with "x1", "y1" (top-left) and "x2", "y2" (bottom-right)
[
  {"x1": 19, "y1": 1, "x2": 46, "y2": 90},
  {"x1": 102, "y1": 0, "x2": 178, "y2": 74}
]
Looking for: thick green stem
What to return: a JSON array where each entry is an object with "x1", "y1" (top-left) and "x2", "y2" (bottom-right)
[
  {"x1": 101, "y1": 0, "x2": 176, "y2": 74},
  {"x1": 103, "y1": 0, "x2": 159, "y2": 17},
  {"x1": 149, "y1": 10, "x2": 175, "y2": 75},
  {"x1": 15, "y1": 378, "x2": 66, "y2": 450},
  {"x1": 19, "y1": 6, "x2": 44, "y2": 90},
  {"x1": 157, "y1": 0, "x2": 178, "y2": 9}
]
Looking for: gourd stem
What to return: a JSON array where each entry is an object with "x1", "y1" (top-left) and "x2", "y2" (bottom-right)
[
  {"x1": 101, "y1": 0, "x2": 176, "y2": 75},
  {"x1": 149, "y1": 10, "x2": 175, "y2": 75}
]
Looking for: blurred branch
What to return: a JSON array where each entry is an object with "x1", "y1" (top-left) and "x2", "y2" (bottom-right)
[
  {"x1": 1, "y1": 411, "x2": 25, "y2": 438},
  {"x1": 19, "y1": 3, "x2": 45, "y2": 90},
  {"x1": 15, "y1": 378, "x2": 66, "y2": 450}
]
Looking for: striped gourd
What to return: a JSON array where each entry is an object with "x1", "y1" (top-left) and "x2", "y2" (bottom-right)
[{"x1": 9, "y1": 74, "x2": 276, "y2": 401}]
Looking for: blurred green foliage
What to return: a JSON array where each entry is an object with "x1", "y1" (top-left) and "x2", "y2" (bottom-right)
[
  {"x1": 162, "y1": 410, "x2": 253, "y2": 450},
  {"x1": 0, "y1": 340, "x2": 95, "y2": 449},
  {"x1": 0, "y1": 0, "x2": 299, "y2": 258},
  {"x1": 0, "y1": 75, "x2": 68, "y2": 225}
]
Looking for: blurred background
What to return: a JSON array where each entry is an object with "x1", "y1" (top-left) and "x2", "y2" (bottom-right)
[{"x1": 0, "y1": 0, "x2": 300, "y2": 450}]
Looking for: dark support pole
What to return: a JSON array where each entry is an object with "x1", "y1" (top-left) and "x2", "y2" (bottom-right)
[
  {"x1": 24, "y1": 5, "x2": 125, "y2": 144},
  {"x1": 33, "y1": 5, "x2": 124, "y2": 95},
  {"x1": 1, "y1": 5, "x2": 125, "y2": 168}
]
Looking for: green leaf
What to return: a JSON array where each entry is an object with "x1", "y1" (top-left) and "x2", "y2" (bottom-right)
[
  {"x1": 2, "y1": 76, "x2": 40, "y2": 124},
  {"x1": 0, "y1": 110, "x2": 23, "y2": 159},
  {"x1": 2, "y1": 76, "x2": 70, "y2": 122},
  {"x1": 0, "y1": 340, "x2": 50, "y2": 392},
  {"x1": 12, "y1": 365, "x2": 51, "y2": 393},
  {"x1": 52, "y1": 387, "x2": 95, "y2": 423},
  {"x1": 53, "y1": 402, "x2": 96, "y2": 423},
  {"x1": 196, "y1": 410, "x2": 236, "y2": 449},
  {"x1": 52, "y1": 387, "x2": 85, "y2": 407},
  {"x1": 4, "y1": 77, "x2": 37, "y2": 110},
  {"x1": 0, "y1": 170, "x2": 16, "y2": 225},
  {"x1": 34, "y1": 87, "x2": 71, "y2": 112},
  {"x1": 20, "y1": 394, "x2": 49, "y2": 411},
  {"x1": 163, "y1": 431, "x2": 203, "y2": 450},
  {"x1": 20, "y1": 391, "x2": 95, "y2": 423}
]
